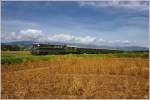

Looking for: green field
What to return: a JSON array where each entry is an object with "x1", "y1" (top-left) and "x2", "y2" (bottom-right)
[{"x1": 1, "y1": 51, "x2": 149, "y2": 64}]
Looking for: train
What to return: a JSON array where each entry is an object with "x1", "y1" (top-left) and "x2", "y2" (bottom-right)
[{"x1": 31, "y1": 43, "x2": 123, "y2": 55}]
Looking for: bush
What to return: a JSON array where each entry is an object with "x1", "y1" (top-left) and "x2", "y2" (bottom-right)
[{"x1": 1, "y1": 57, "x2": 23, "y2": 64}]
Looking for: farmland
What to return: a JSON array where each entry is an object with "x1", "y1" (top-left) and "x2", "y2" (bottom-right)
[{"x1": 1, "y1": 51, "x2": 149, "y2": 99}]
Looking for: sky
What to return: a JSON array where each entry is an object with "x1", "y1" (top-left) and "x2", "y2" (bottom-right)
[{"x1": 1, "y1": 1, "x2": 149, "y2": 47}]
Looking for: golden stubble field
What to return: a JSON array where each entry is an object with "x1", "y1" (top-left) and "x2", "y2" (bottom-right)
[{"x1": 1, "y1": 56, "x2": 149, "y2": 99}]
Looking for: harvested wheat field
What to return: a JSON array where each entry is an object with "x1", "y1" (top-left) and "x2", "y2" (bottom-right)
[{"x1": 1, "y1": 56, "x2": 149, "y2": 99}]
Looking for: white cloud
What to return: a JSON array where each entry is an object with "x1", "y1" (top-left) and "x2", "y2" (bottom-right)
[
  {"x1": 78, "y1": 1, "x2": 149, "y2": 10},
  {"x1": 74, "y1": 36, "x2": 96, "y2": 43},
  {"x1": 97, "y1": 38, "x2": 106, "y2": 43},
  {"x1": 2, "y1": 29, "x2": 43, "y2": 41},
  {"x1": 48, "y1": 34, "x2": 74, "y2": 42},
  {"x1": 108, "y1": 40, "x2": 136, "y2": 44},
  {"x1": 19, "y1": 29, "x2": 43, "y2": 40},
  {"x1": 2, "y1": 29, "x2": 137, "y2": 46},
  {"x1": 20, "y1": 29, "x2": 42, "y2": 34}
]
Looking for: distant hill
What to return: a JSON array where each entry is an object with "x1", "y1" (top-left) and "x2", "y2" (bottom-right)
[
  {"x1": 1, "y1": 41, "x2": 33, "y2": 51},
  {"x1": 2, "y1": 41, "x2": 33, "y2": 47},
  {"x1": 1, "y1": 41, "x2": 149, "y2": 51}
]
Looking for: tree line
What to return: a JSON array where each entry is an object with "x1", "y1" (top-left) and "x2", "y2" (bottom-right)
[{"x1": 1, "y1": 44, "x2": 28, "y2": 51}]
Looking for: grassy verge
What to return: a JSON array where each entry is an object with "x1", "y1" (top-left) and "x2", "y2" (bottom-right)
[
  {"x1": 1, "y1": 51, "x2": 57, "y2": 64},
  {"x1": 1, "y1": 51, "x2": 149, "y2": 64}
]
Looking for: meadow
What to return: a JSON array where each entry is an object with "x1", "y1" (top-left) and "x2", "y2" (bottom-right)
[
  {"x1": 1, "y1": 51, "x2": 148, "y2": 64},
  {"x1": 1, "y1": 51, "x2": 149, "y2": 99}
]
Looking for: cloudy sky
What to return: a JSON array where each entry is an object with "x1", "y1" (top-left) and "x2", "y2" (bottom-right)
[{"x1": 1, "y1": 1, "x2": 149, "y2": 47}]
